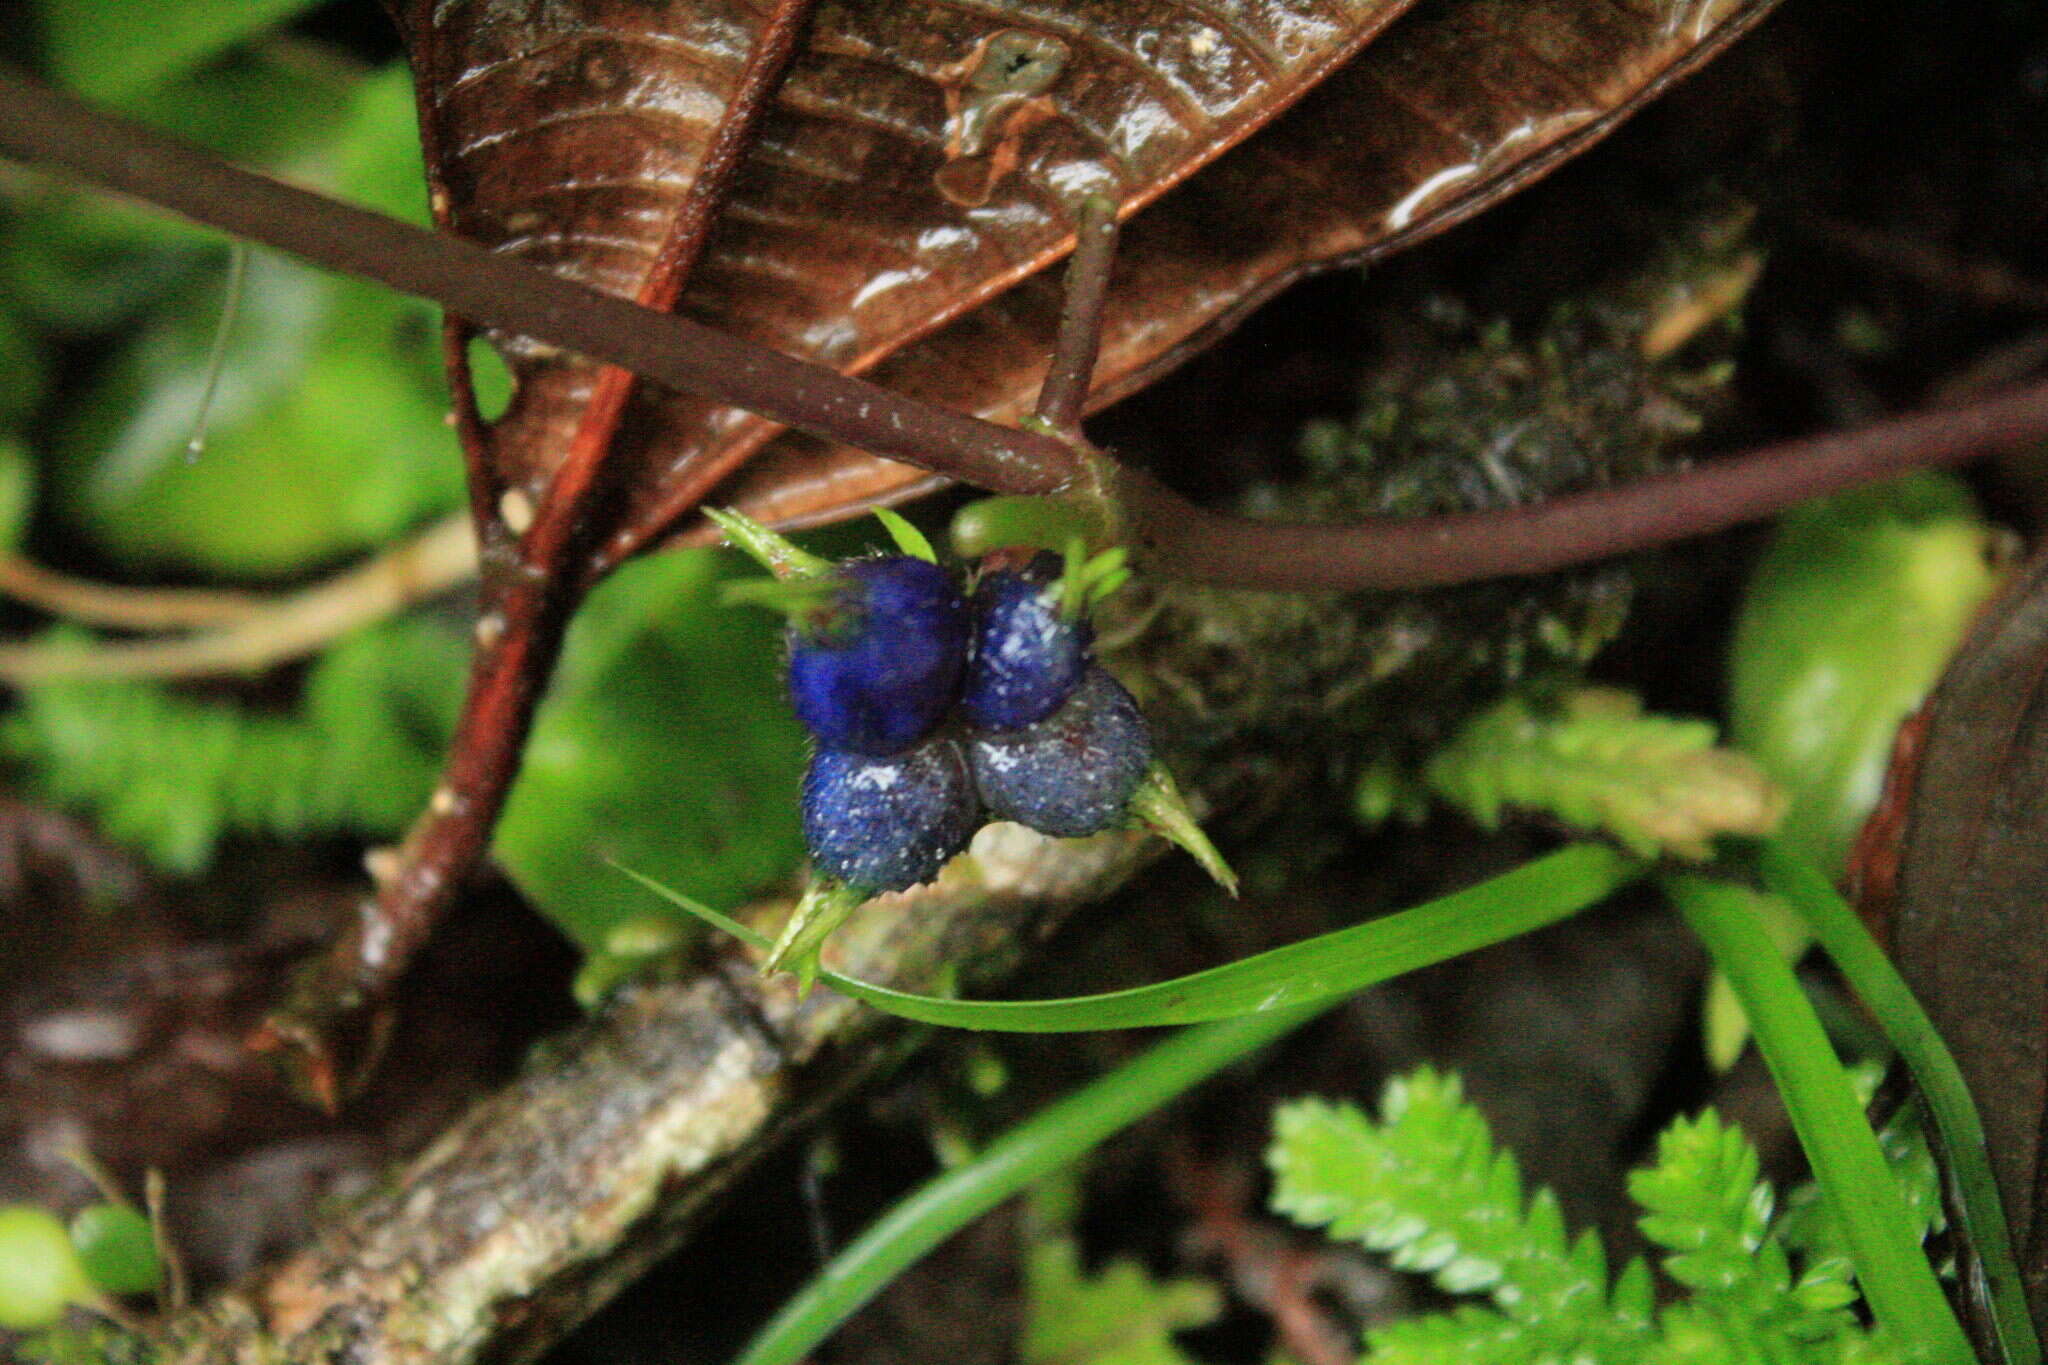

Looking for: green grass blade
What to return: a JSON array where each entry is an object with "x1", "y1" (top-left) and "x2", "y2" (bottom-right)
[
  {"x1": 1665, "y1": 873, "x2": 1975, "y2": 1364},
  {"x1": 615, "y1": 843, "x2": 1641, "y2": 1032},
  {"x1": 1756, "y1": 841, "x2": 2039, "y2": 1365},
  {"x1": 733, "y1": 1004, "x2": 1329, "y2": 1365}
]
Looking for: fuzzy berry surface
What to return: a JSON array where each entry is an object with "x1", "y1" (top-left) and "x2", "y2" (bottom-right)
[
  {"x1": 788, "y1": 556, "x2": 969, "y2": 756},
  {"x1": 802, "y1": 737, "x2": 979, "y2": 891},
  {"x1": 962, "y1": 551, "x2": 1092, "y2": 732},
  {"x1": 969, "y1": 665, "x2": 1151, "y2": 838}
]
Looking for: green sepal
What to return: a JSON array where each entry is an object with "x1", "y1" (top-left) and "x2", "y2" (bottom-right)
[
  {"x1": 872, "y1": 507, "x2": 939, "y2": 564},
  {"x1": 1055, "y1": 539, "x2": 1132, "y2": 622},
  {"x1": 720, "y1": 574, "x2": 844, "y2": 623},
  {"x1": 1126, "y1": 761, "x2": 1237, "y2": 896},
  {"x1": 764, "y1": 876, "x2": 874, "y2": 994},
  {"x1": 704, "y1": 506, "x2": 833, "y2": 580}
]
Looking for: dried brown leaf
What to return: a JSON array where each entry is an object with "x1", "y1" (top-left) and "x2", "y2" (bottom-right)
[
  {"x1": 699, "y1": 0, "x2": 1784, "y2": 542},
  {"x1": 398, "y1": 0, "x2": 1777, "y2": 566}
]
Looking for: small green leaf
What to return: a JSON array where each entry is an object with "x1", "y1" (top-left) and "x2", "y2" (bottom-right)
[
  {"x1": 67, "y1": 1204, "x2": 161, "y2": 1297},
  {"x1": 872, "y1": 507, "x2": 938, "y2": 564}
]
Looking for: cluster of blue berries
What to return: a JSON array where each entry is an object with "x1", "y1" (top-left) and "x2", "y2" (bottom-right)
[
  {"x1": 710, "y1": 508, "x2": 1227, "y2": 981},
  {"x1": 797, "y1": 545, "x2": 1153, "y2": 894}
]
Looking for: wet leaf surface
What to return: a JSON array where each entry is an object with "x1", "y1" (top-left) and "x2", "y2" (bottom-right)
[
  {"x1": 1886, "y1": 548, "x2": 2048, "y2": 1319},
  {"x1": 396, "y1": 0, "x2": 1780, "y2": 561}
]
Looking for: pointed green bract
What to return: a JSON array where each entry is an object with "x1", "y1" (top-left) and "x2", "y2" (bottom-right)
[
  {"x1": 763, "y1": 877, "x2": 873, "y2": 995},
  {"x1": 872, "y1": 507, "x2": 939, "y2": 564},
  {"x1": 1125, "y1": 761, "x2": 1237, "y2": 896},
  {"x1": 704, "y1": 505, "x2": 833, "y2": 580}
]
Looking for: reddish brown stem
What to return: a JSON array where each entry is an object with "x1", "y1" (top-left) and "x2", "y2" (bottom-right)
[
  {"x1": 0, "y1": 64, "x2": 1084, "y2": 500},
  {"x1": 1034, "y1": 195, "x2": 1120, "y2": 436},
  {"x1": 7, "y1": 64, "x2": 2043, "y2": 597},
  {"x1": 1118, "y1": 376, "x2": 2048, "y2": 591},
  {"x1": 542, "y1": 0, "x2": 815, "y2": 564},
  {"x1": 255, "y1": 6, "x2": 817, "y2": 1097}
]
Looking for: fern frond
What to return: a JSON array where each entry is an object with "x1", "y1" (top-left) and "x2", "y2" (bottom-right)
[
  {"x1": 1362, "y1": 1304, "x2": 1538, "y2": 1365},
  {"x1": 1776, "y1": 1098, "x2": 1943, "y2": 1271},
  {"x1": 1425, "y1": 686, "x2": 1785, "y2": 858},
  {"x1": 1269, "y1": 1074, "x2": 1904, "y2": 1365},
  {"x1": 2, "y1": 617, "x2": 464, "y2": 873},
  {"x1": 1268, "y1": 1070, "x2": 1648, "y2": 1360},
  {"x1": 1020, "y1": 1229, "x2": 1218, "y2": 1365},
  {"x1": 1631, "y1": 1110, "x2": 1874, "y2": 1355}
]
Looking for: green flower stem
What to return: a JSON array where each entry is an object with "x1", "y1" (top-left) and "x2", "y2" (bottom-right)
[
  {"x1": 733, "y1": 1003, "x2": 1329, "y2": 1365},
  {"x1": 1665, "y1": 873, "x2": 1975, "y2": 1364},
  {"x1": 618, "y1": 842, "x2": 1641, "y2": 1032},
  {"x1": 1756, "y1": 841, "x2": 2039, "y2": 1365}
]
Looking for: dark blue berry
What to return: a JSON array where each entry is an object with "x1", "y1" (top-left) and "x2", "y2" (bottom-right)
[
  {"x1": 968, "y1": 666, "x2": 1151, "y2": 838},
  {"x1": 802, "y1": 738, "x2": 979, "y2": 891},
  {"x1": 788, "y1": 556, "x2": 969, "y2": 755},
  {"x1": 962, "y1": 552, "x2": 1092, "y2": 731}
]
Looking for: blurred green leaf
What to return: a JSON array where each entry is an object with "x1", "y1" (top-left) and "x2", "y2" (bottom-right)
[
  {"x1": 0, "y1": 303, "x2": 49, "y2": 426},
  {"x1": 46, "y1": 64, "x2": 460, "y2": 577},
  {"x1": 0, "y1": 438, "x2": 35, "y2": 551},
  {"x1": 1729, "y1": 473, "x2": 2003, "y2": 873},
  {"x1": 2, "y1": 45, "x2": 363, "y2": 329},
  {"x1": 0, "y1": 1205, "x2": 91, "y2": 1331},
  {"x1": 1022, "y1": 1232, "x2": 1218, "y2": 1365},
  {"x1": 35, "y1": 0, "x2": 330, "y2": 103},
  {"x1": 497, "y1": 550, "x2": 808, "y2": 956},
  {"x1": 67, "y1": 1204, "x2": 161, "y2": 1298},
  {"x1": 3, "y1": 614, "x2": 467, "y2": 873}
]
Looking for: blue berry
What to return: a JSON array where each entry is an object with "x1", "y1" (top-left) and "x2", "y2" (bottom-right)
[
  {"x1": 968, "y1": 666, "x2": 1151, "y2": 838},
  {"x1": 802, "y1": 738, "x2": 979, "y2": 891},
  {"x1": 788, "y1": 556, "x2": 969, "y2": 755},
  {"x1": 962, "y1": 552, "x2": 1092, "y2": 731}
]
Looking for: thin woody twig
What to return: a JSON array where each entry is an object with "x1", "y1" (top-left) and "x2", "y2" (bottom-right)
[
  {"x1": 0, "y1": 64, "x2": 1086, "y2": 502},
  {"x1": 1115, "y1": 375, "x2": 2048, "y2": 591},
  {"x1": 1034, "y1": 194, "x2": 1121, "y2": 437},
  {"x1": 5, "y1": 64, "x2": 2043, "y2": 601},
  {"x1": 250, "y1": 5, "x2": 824, "y2": 1098},
  {"x1": 0, "y1": 513, "x2": 476, "y2": 682},
  {"x1": 0, "y1": 555, "x2": 264, "y2": 631}
]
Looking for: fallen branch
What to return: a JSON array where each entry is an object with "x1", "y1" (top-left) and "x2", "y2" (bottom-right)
[{"x1": 159, "y1": 821, "x2": 1162, "y2": 1365}]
